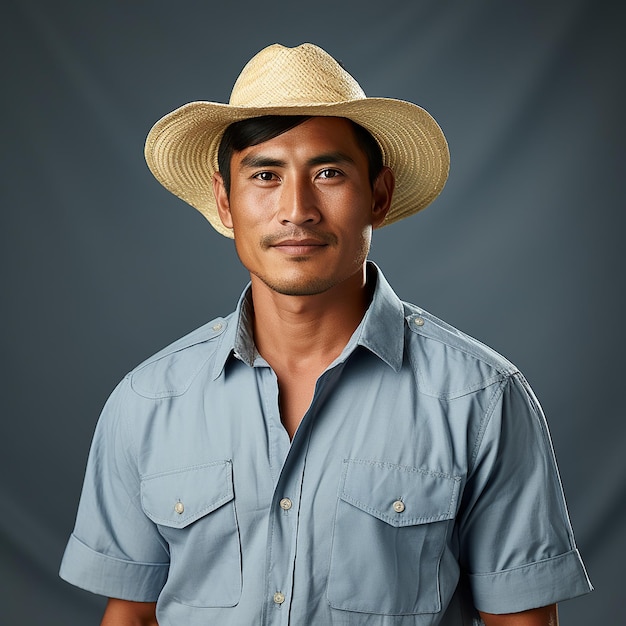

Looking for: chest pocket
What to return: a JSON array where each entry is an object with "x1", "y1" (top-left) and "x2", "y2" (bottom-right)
[
  {"x1": 140, "y1": 460, "x2": 241, "y2": 607},
  {"x1": 328, "y1": 459, "x2": 461, "y2": 616}
]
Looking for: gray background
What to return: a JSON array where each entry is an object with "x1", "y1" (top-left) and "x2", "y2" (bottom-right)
[{"x1": 2, "y1": 0, "x2": 623, "y2": 623}]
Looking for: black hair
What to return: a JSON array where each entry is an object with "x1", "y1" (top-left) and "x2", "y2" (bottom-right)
[{"x1": 216, "y1": 115, "x2": 384, "y2": 195}]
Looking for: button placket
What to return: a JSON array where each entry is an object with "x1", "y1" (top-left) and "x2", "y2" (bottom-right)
[
  {"x1": 266, "y1": 429, "x2": 312, "y2": 622},
  {"x1": 268, "y1": 486, "x2": 300, "y2": 616},
  {"x1": 264, "y1": 371, "x2": 321, "y2": 623}
]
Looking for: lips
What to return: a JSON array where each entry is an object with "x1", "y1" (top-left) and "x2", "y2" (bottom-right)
[
  {"x1": 273, "y1": 238, "x2": 327, "y2": 247},
  {"x1": 271, "y1": 238, "x2": 328, "y2": 255},
  {"x1": 261, "y1": 230, "x2": 338, "y2": 251}
]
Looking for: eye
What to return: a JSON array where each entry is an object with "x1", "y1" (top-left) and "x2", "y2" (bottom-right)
[
  {"x1": 253, "y1": 171, "x2": 278, "y2": 182},
  {"x1": 317, "y1": 169, "x2": 342, "y2": 180}
]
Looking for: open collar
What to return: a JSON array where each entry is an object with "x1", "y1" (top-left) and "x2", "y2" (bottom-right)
[{"x1": 212, "y1": 262, "x2": 406, "y2": 379}]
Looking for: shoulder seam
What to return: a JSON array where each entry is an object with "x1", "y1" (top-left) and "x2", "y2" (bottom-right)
[
  {"x1": 405, "y1": 312, "x2": 518, "y2": 377},
  {"x1": 132, "y1": 317, "x2": 228, "y2": 375}
]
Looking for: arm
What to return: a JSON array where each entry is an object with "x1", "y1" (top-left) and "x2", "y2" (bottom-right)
[
  {"x1": 479, "y1": 604, "x2": 558, "y2": 626},
  {"x1": 100, "y1": 598, "x2": 158, "y2": 626}
]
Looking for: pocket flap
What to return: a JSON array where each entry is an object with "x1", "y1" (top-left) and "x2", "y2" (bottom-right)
[
  {"x1": 339, "y1": 459, "x2": 461, "y2": 527},
  {"x1": 141, "y1": 460, "x2": 233, "y2": 528}
]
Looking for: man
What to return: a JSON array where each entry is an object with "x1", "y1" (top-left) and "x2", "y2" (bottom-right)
[{"x1": 60, "y1": 43, "x2": 592, "y2": 625}]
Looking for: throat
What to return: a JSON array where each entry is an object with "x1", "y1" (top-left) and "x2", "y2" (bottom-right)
[{"x1": 277, "y1": 371, "x2": 318, "y2": 440}]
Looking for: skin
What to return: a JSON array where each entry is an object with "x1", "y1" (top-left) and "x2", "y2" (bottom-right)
[
  {"x1": 102, "y1": 116, "x2": 559, "y2": 625},
  {"x1": 479, "y1": 605, "x2": 559, "y2": 626},
  {"x1": 100, "y1": 598, "x2": 158, "y2": 625},
  {"x1": 215, "y1": 117, "x2": 391, "y2": 299}
]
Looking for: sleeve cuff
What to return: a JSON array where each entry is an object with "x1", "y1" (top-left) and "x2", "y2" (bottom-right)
[
  {"x1": 59, "y1": 533, "x2": 169, "y2": 601},
  {"x1": 469, "y1": 549, "x2": 593, "y2": 614}
]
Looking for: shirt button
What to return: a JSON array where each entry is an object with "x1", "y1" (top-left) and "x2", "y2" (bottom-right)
[
  {"x1": 212, "y1": 323, "x2": 223, "y2": 332},
  {"x1": 279, "y1": 498, "x2": 292, "y2": 511},
  {"x1": 414, "y1": 317, "x2": 425, "y2": 327},
  {"x1": 174, "y1": 501, "x2": 185, "y2": 514},
  {"x1": 393, "y1": 500, "x2": 405, "y2": 513},
  {"x1": 273, "y1": 591, "x2": 285, "y2": 605}
]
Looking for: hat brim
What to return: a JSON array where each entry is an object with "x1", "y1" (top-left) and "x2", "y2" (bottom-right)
[{"x1": 144, "y1": 98, "x2": 450, "y2": 238}]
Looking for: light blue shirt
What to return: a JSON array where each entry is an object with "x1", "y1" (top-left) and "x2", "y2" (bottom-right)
[{"x1": 60, "y1": 263, "x2": 591, "y2": 625}]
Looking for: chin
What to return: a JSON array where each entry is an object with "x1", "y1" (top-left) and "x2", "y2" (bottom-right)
[
  {"x1": 266, "y1": 280, "x2": 335, "y2": 297},
  {"x1": 257, "y1": 272, "x2": 339, "y2": 297}
]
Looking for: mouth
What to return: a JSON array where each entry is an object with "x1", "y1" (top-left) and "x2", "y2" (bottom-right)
[
  {"x1": 261, "y1": 228, "x2": 337, "y2": 255},
  {"x1": 271, "y1": 239, "x2": 328, "y2": 255}
]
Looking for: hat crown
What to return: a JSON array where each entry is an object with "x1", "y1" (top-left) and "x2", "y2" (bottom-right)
[{"x1": 229, "y1": 43, "x2": 366, "y2": 108}]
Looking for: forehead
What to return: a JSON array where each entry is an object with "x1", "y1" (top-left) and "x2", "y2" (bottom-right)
[{"x1": 236, "y1": 116, "x2": 363, "y2": 159}]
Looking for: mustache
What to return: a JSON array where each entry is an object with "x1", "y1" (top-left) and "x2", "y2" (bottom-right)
[{"x1": 260, "y1": 228, "x2": 338, "y2": 249}]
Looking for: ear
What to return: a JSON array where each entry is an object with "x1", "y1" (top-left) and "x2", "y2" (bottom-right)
[
  {"x1": 371, "y1": 166, "x2": 395, "y2": 229},
  {"x1": 213, "y1": 172, "x2": 234, "y2": 230}
]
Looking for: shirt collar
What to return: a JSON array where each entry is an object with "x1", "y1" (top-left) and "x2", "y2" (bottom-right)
[
  {"x1": 212, "y1": 286, "x2": 255, "y2": 379},
  {"x1": 212, "y1": 261, "x2": 406, "y2": 379},
  {"x1": 356, "y1": 262, "x2": 405, "y2": 372}
]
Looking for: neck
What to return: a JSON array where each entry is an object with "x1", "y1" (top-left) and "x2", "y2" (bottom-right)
[{"x1": 250, "y1": 266, "x2": 371, "y2": 371}]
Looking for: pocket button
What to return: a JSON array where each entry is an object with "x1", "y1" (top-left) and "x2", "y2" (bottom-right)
[{"x1": 392, "y1": 500, "x2": 405, "y2": 513}]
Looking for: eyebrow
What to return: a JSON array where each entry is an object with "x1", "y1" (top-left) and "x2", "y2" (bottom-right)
[
  {"x1": 238, "y1": 151, "x2": 356, "y2": 170},
  {"x1": 239, "y1": 155, "x2": 286, "y2": 170},
  {"x1": 306, "y1": 152, "x2": 356, "y2": 167}
]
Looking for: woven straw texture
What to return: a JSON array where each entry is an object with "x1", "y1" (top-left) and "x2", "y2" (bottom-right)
[{"x1": 145, "y1": 43, "x2": 450, "y2": 237}]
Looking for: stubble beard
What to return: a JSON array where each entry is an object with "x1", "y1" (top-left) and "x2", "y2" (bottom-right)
[
  {"x1": 253, "y1": 239, "x2": 371, "y2": 297},
  {"x1": 238, "y1": 226, "x2": 372, "y2": 297},
  {"x1": 252, "y1": 258, "x2": 344, "y2": 297},
  {"x1": 251, "y1": 228, "x2": 342, "y2": 296}
]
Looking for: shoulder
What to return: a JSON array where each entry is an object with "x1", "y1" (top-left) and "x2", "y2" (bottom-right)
[
  {"x1": 126, "y1": 313, "x2": 233, "y2": 399},
  {"x1": 401, "y1": 301, "x2": 518, "y2": 399}
]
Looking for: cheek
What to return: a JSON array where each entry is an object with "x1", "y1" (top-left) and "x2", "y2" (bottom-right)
[
  {"x1": 357, "y1": 225, "x2": 373, "y2": 256},
  {"x1": 338, "y1": 222, "x2": 373, "y2": 264},
  {"x1": 229, "y1": 192, "x2": 277, "y2": 232},
  {"x1": 231, "y1": 231, "x2": 259, "y2": 273}
]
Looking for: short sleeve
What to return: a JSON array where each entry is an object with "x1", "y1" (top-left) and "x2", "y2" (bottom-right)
[
  {"x1": 458, "y1": 373, "x2": 592, "y2": 613},
  {"x1": 59, "y1": 376, "x2": 169, "y2": 600}
]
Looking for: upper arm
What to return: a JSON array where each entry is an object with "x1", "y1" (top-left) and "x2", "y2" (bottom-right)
[
  {"x1": 459, "y1": 375, "x2": 591, "y2": 612},
  {"x1": 101, "y1": 598, "x2": 158, "y2": 626},
  {"x1": 479, "y1": 604, "x2": 558, "y2": 626},
  {"x1": 59, "y1": 378, "x2": 170, "y2": 599}
]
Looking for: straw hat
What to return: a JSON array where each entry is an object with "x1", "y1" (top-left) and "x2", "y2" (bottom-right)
[{"x1": 145, "y1": 43, "x2": 450, "y2": 238}]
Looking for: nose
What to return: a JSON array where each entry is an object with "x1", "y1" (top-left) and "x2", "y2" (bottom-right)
[{"x1": 276, "y1": 175, "x2": 321, "y2": 226}]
